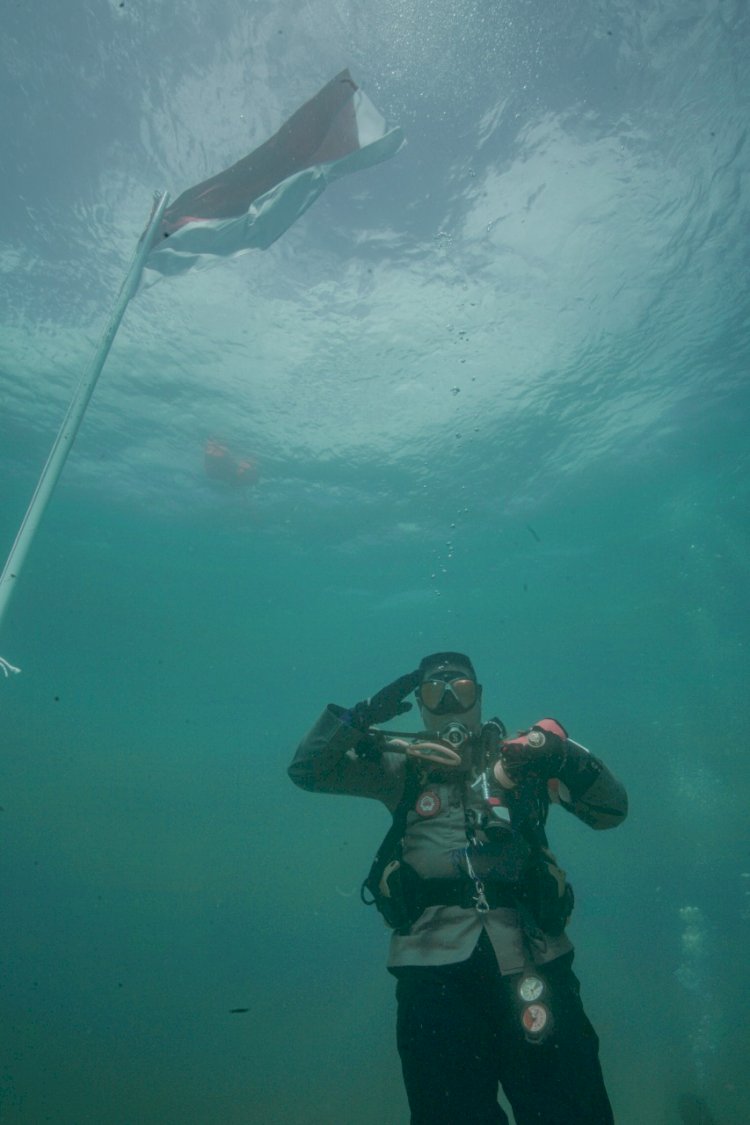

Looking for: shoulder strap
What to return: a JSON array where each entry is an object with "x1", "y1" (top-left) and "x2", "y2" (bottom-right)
[{"x1": 361, "y1": 762, "x2": 421, "y2": 905}]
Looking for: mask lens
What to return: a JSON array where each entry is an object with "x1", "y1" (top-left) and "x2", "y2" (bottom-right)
[
  {"x1": 419, "y1": 680, "x2": 447, "y2": 710},
  {"x1": 450, "y1": 678, "x2": 477, "y2": 709}
]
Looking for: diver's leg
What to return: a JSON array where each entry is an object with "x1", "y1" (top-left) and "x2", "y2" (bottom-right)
[
  {"x1": 495, "y1": 953, "x2": 614, "y2": 1125},
  {"x1": 395, "y1": 943, "x2": 510, "y2": 1125}
]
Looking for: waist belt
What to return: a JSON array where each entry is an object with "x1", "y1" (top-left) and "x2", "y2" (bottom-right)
[{"x1": 413, "y1": 877, "x2": 518, "y2": 913}]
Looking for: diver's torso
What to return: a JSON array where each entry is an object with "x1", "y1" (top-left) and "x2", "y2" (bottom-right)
[{"x1": 401, "y1": 775, "x2": 530, "y2": 882}]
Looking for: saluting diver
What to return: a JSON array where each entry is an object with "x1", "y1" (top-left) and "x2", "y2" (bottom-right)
[{"x1": 289, "y1": 651, "x2": 628, "y2": 1125}]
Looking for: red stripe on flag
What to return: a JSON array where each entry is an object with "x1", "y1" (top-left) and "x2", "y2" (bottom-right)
[{"x1": 159, "y1": 70, "x2": 361, "y2": 238}]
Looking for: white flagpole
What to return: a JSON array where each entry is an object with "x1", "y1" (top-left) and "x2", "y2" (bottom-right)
[{"x1": 0, "y1": 191, "x2": 170, "y2": 669}]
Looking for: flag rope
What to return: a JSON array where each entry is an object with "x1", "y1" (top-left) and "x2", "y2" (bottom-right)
[{"x1": 0, "y1": 190, "x2": 170, "y2": 669}]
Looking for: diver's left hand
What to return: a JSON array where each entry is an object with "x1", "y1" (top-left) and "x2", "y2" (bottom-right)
[{"x1": 499, "y1": 718, "x2": 569, "y2": 783}]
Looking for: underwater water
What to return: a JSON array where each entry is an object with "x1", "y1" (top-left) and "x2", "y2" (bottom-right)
[{"x1": 1, "y1": 0, "x2": 748, "y2": 1122}]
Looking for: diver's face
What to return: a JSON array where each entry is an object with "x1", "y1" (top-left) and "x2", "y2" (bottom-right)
[{"x1": 417, "y1": 664, "x2": 483, "y2": 734}]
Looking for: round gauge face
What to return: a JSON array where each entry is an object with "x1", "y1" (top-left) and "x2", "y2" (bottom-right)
[
  {"x1": 521, "y1": 1003, "x2": 550, "y2": 1035},
  {"x1": 518, "y1": 975, "x2": 545, "y2": 1003}
]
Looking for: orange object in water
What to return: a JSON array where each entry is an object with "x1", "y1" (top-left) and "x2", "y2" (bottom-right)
[
  {"x1": 235, "y1": 458, "x2": 258, "y2": 484},
  {"x1": 204, "y1": 440, "x2": 258, "y2": 487}
]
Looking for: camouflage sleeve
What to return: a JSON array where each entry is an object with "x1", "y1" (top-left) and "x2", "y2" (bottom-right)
[{"x1": 288, "y1": 704, "x2": 406, "y2": 811}]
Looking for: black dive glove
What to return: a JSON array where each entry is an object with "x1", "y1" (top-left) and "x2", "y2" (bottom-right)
[
  {"x1": 500, "y1": 718, "x2": 569, "y2": 783},
  {"x1": 344, "y1": 669, "x2": 421, "y2": 732},
  {"x1": 500, "y1": 718, "x2": 602, "y2": 798}
]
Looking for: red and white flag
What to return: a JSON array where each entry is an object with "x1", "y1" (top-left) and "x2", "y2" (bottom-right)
[{"x1": 145, "y1": 69, "x2": 403, "y2": 279}]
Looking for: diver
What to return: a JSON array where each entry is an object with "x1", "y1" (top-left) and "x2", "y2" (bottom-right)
[{"x1": 289, "y1": 651, "x2": 628, "y2": 1124}]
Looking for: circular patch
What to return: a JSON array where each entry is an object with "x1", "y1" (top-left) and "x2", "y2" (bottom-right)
[
  {"x1": 415, "y1": 790, "x2": 441, "y2": 818},
  {"x1": 521, "y1": 1003, "x2": 550, "y2": 1036},
  {"x1": 518, "y1": 975, "x2": 545, "y2": 1003}
]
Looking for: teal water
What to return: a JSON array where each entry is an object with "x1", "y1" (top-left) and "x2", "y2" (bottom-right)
[{"x1": 1, "y1": 1, "x2": 749, "y2": 1122}]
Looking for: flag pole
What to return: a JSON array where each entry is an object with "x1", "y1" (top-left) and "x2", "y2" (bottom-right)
[{"x1": 0, "y1": 190, "x2": 170, "y2": 667}]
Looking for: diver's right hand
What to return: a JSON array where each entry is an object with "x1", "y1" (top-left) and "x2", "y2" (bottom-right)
[{"x1": 345, "y1": 670, "x2": 421, "y2": 730}]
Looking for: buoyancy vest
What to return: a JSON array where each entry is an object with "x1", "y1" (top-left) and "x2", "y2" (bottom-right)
[{"x1": 361, "y1": 744, "x2": 574, "y2": 937}]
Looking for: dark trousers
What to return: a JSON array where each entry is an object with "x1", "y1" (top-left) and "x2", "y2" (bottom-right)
[{"x1": 393, "y1": 933, "x2": 614, "y2": 1125}]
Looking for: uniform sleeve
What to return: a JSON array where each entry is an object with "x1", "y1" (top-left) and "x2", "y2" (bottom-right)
[
  {"x1": 288, "y1": 704, "x2": 407, "y2": 811},
  {"x1": 549, "y1": 742, "x2": 628, "y2": 830}
]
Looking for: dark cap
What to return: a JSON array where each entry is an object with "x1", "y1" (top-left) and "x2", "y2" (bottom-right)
[{"x1": 418, "y1": 651, "x2": 477, "y2": 681}]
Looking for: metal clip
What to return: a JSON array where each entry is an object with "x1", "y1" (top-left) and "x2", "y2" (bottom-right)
[
  {"x1": 473, "y1": 880, "x2": 490, "y2": 913},
  {"x1": 464, "y1": 849, "x2": 490, "y2": 913}
]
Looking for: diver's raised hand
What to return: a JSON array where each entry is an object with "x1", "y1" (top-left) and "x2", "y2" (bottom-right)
[
  {"x1": 345, "y1": 670, "x2": 421, "y2": 730},
  {"x1": 495, "y1": 718, "x2": 569, "y2": 786}
]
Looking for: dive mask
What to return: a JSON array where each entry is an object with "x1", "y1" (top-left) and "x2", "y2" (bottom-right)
[{"x1": 418, "y1": 675, "x2": 479, "y2": 715}]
